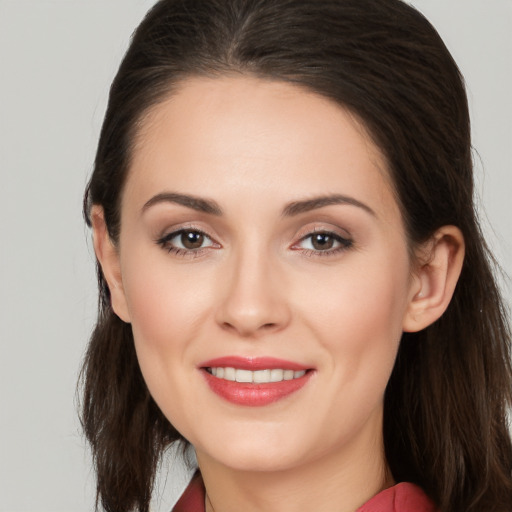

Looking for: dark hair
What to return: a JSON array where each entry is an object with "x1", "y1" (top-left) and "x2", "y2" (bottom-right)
[{"x1": 80, "y1": 1, "x2": 512, "y2": 511}]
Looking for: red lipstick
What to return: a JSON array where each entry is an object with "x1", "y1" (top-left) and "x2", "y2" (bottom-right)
[
  {"x1": 200, "y1": 356, "x2": 309, "y2": 371},
  {"x1": 199, "y1": 356, "x2": 312, "y2": 406}
]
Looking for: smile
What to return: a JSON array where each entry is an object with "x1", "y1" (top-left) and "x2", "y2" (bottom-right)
[
  {"x1": 206, "y1": 367, "x2": 307, "y2": 383},
  {"x1": 200, "y1": 357, "x2": 313, "y2": 406}
]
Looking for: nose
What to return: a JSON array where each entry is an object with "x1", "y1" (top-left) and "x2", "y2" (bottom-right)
[{"x1": 214, "y1": 249, "x2": 291, "y2": 338}]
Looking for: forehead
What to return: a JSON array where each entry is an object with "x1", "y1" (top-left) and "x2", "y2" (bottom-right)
[{"x1": 125, "y1": 76, "x2": 399, "y2": 222}]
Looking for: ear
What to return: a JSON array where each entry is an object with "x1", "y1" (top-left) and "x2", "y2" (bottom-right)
[
  {"x1": 90, "y1": 205, "x2": 131, "y2": 323},
  {"x1": 402, "y1": 226, "x2": 465, "y2": 332}
]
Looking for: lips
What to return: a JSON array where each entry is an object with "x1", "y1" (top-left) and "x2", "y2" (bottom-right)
[{"x1": 199, "y1": 357, "x2": 313, "y2": 406}]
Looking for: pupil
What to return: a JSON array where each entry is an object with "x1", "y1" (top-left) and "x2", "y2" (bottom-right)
[
  {"x1": 182, "y1": 231, "x2": 204, "y2": 249},
  {"x1": 312, "y1": 234, "x2": 333, "y2": 250}
]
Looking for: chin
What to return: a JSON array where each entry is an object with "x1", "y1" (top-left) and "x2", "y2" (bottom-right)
[
  {"x1": 204, "y1": 445, "x2": 302, "y2": 473},
  {"x1": 191, "y1": 421, "x2": 322, "y2": 474}
]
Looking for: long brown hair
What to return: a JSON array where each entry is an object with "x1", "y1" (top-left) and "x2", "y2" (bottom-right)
[{"x1": 80, "y1": 1, "x2": 512, "y2": 510}]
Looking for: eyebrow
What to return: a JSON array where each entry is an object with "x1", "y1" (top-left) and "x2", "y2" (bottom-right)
[
  {"x1": 282, "y1": 194, "x2": 376, "y2": 217},
  {"x1": 142, "y1": 192, "x2": 223, "y2": 215},
  {"x1": 141, "y1": 191, "x2": 375, "y2": 217}
]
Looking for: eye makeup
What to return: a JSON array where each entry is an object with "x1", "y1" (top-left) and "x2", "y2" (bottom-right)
[
  {"x1": 155, "y1": 225, "x2": 221, "y2": 258},
  {"x1": 293, "y1": 230, "x2": 353, "y2": 257},
  {"x1": 155, "y1": 224, "x2": 353, "y2": 260}
]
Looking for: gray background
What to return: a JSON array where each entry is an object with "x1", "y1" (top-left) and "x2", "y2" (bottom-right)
[{"x1": 0, "y1": 1, "x2": 510, "y2": 510}]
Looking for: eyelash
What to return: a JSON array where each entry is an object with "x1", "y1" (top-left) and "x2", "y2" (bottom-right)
[
  {"x1": 155, "y1": 228, "x2": 353, "y2": 258},
  {"x1": 155, "y1": 228, "x2": 218, "y2": 258},
  {"x1": 293, "y1": 230, "x2": 353, "y2": 257}
]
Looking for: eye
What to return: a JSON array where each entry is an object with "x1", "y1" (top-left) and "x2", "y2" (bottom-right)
[
  {"x1": 156, "y1": 228, "x2": 217, "y2": 255},
  {"x1": 293, "y1": 231, "x2": 352, "y2": 254}
]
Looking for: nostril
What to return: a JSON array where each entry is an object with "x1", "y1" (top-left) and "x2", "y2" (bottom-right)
[
  {"x1": 220, "y1": 320, "x2": 279, "y2": 337},
  {"x1": 221, "y1": 322, "x2": 236, "y2": 331}
]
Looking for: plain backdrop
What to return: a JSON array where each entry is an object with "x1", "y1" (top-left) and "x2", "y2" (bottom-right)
[{"x1": 0, "y1": 1, "x2": 510, "y2": 510}]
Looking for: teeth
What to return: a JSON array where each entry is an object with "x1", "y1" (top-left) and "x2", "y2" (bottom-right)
[
  {"x1": 270, "y1": 369, "x2": 283, "y2": 382},
  {"x1": 224, "y1": 367, "x2": 236, "y2": 381},
  {"x1": 253, "y1": 369, "x2": 270, "y2": 383},
  {"x1": 209, "y1": 367, "x2": 306, "y2": 383},
  {"x1": 235, "y1": 369, "x2": 253, "y2": 383}
]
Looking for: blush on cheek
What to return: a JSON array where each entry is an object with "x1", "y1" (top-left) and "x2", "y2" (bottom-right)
[{"x1": 125, "y1": 260, "x2": 214, "y2": 383}]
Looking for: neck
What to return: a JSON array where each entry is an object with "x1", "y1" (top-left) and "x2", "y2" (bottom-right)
[{"x1": 198, "y1": 414, "x2": 393, "y2": 512}]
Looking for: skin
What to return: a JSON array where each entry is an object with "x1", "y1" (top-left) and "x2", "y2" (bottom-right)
[{"x1": 93, "y1": 76, "x2": 464, "y2": 512}]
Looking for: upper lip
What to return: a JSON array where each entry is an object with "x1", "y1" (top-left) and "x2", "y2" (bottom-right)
[{"x1": 199, "y1": 356, "x2": 310, "y2": 371}]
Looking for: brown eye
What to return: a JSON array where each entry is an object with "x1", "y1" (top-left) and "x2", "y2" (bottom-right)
[
  {"x1": 311, "y1": 233, "x2": 335, "y2": 250},
  {"x1": 157, "y1": 228, "x2": 216, "y2": 254},
  {"x1": 293, "y1": 230, "x2": 353, "y2": 254},
  {"x1": 181, "y1": 231, "x2": 205, "y2": 249}
]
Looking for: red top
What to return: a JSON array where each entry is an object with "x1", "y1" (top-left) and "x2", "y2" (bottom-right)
[{"x1": 172, "y1": 473, "x2": 438, "y2": 512}]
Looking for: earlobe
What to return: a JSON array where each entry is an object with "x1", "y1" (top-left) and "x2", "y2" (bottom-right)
[
  {"x1": 90, "y1": 206, "x2": 131, "y2": 323},
  {"x1": 402, "y1": 226, "x2": 465, "y2": 333}
]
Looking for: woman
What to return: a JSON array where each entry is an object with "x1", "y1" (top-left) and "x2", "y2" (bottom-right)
[{"x1": 80, "y1": 0, "x2": 512, "y2": 511}]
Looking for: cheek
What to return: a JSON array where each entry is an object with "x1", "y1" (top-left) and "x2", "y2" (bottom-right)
[
  {"x1": 119, "y1": 245, "x2": 213, "y2": 392},
  {"x1": 300, "y1": 254, "x2": 410, "y2": 393},
  {"x1": 120, "y1": 250, "x2": 217, "y2": 435},
  {"x1": 122, "y1": 244, "x2": 211, "y2": 340},
  {"x1": 304, "y1": 255, "x2": 409, "y2": 334}
]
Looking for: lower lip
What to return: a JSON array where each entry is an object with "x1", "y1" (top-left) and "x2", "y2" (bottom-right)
[{"x1": 202, "y1": 370, "x2": 312, "y2": 406}]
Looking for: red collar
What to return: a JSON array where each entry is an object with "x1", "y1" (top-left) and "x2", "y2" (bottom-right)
[{"x1": 172, "y1": 473, "x2": 438, "y2": 512}]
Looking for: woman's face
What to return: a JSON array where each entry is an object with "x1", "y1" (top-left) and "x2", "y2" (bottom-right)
[{"x1": 112, "y1": 76, "x2": 420, "y2": 473}]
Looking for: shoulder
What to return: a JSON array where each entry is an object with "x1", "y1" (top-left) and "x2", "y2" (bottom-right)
[{"x1": 357, "y1": 482, "x2": 438, "y2": 512}]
